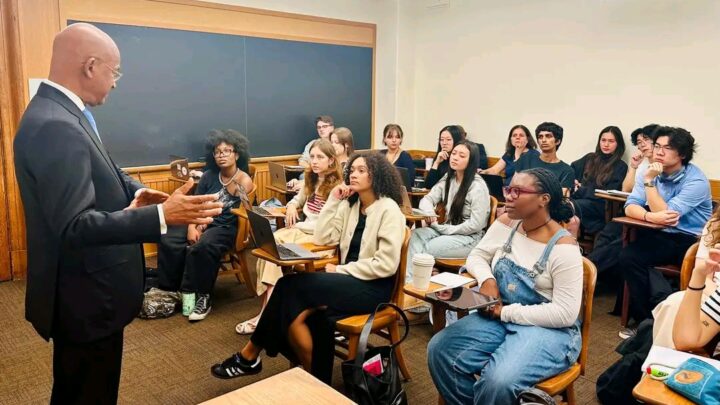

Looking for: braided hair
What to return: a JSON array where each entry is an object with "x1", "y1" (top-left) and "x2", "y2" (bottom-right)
[{"x1": 521, "y1": 168, "x2": 574, "y2": 223}]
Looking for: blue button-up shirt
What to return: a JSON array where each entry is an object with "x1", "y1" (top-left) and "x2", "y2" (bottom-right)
[{"x1": 625, "y1": 163, "x2": 712, "y2": 236}]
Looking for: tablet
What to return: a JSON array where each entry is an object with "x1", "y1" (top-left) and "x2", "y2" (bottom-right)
[{"x1": 425, "y1": 287, "x2": 499, "y2": 311}]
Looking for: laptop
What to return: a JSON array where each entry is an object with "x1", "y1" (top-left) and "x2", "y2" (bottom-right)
[
  {"x1": 268, "y1": 162, "x2": 290, "y2": 190},
  {"x1": 247, "y1": 210, "x2": 319, "y2": 260},
  {"x1": 169, "y1": 155, "x2": 190, "y2": 180},
  {"x1": 400, "y1": 186, "x2": 438, "y2": 217},
  {"x1": 396, "y1": 167, "x2": 412, "y2": 189},
  {"x1": 480, "y1": 174, "x2": 505, "y2": 203}
]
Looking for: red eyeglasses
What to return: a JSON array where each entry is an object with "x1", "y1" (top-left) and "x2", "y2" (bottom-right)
[{"x1": 502, "y1": 186, "x2": 543, "y2": 199}]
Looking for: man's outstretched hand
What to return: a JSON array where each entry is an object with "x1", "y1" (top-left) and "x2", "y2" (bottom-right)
[{"x1": 161, "y1": 180, "x2": 224, "y2": 225}]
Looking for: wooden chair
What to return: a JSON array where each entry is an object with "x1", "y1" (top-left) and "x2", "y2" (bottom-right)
[
  {"x1": 621, "y1": 240, "x2": 699, "y2": 327},
  {"x1": 219, "y1": 184, "x2": 258, "y2": 296},
  {"x1": 334, "y1": 228, "x2": 412, "y2": 381},
  {"x1": 434, "y1": 196, "x2": 498, "y2": 272},
  {"x1": 678, "y1": 242, "x2": 720, "y2": 357},
  {"x1": 535, "y1": 257, "x2": 597, "y2": 405}
]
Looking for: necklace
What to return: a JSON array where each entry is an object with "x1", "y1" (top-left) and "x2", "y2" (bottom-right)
[
  {"x1": 521, "y1": 218, "x2": 551, "y2": 236},
  {"x1": 219, "y1": 168, "x2": 239, "y2": 187}
]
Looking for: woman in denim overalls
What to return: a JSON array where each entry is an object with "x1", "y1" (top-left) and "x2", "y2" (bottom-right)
[{"x1": 428, "y1": 168, "x2": 584, "y2": 404}]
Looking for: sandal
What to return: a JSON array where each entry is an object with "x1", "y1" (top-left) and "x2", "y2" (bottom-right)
[{"x1": 235, "y1": 318, "x2": 258, "y2": 335}]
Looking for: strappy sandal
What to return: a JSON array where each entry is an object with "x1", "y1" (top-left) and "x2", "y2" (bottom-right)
[{"x1": 235, "y1": 318, "x2": 258, "y2": 335}]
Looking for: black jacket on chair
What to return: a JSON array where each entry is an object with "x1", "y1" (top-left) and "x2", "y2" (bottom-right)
[{"x1": 14, "y1": 83, "x2": 161, "y2": 343}]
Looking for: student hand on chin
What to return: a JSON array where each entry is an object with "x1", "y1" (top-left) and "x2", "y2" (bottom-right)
[{"x1": 331, "y1": 184, "x2": 355, "y2": 200}]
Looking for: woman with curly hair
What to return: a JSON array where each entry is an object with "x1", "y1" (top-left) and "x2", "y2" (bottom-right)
[
  {"x1": 235, "y1": 139, "x2": 342, "y2": 335},
  {"x1": 152, "y1": 129, "x2": 253, "y2": 321},
  {"x1": 212, "y1": 151, "x2": 406, "y2": 383}
]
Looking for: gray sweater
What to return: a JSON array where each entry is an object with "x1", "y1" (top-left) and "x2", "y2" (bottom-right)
[{"x1": 419, "y1": 173, "x2": 490, "y2": 236}]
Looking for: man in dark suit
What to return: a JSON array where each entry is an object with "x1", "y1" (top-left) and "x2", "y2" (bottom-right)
[{"x1": 13, "y1": 23, "x2": 223, "y2": 404}]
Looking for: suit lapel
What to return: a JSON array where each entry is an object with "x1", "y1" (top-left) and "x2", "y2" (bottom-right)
[{"x1": 38, "y1": 84, "x2": 125, "y2": 191}]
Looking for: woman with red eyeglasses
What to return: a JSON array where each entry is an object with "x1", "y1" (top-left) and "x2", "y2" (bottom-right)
[{"x1": 427, "y1": 167, "x2": 583, "y2": 404}]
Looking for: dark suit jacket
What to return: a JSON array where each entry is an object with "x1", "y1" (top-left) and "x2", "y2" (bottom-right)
[{"x1": 14, "y1": 83, "x2": 161, "y2": 343}]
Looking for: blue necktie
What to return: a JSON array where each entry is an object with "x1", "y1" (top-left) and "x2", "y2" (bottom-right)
[{"x1": 82, "y1": 108, "x2": 102, "y2": 143}]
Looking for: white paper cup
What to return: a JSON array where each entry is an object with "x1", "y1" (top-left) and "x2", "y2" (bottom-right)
[
  {"x1": 412, "y1": 253, "x2": 435, "y2": 290},
  {"x1": 425, "y1": 158, "x2": 433, "y2": 171}
]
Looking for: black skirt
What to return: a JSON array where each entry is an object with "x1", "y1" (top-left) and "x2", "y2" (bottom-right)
[{"x1": 250, "y1": 272, "x2": 395, "y2": 383}]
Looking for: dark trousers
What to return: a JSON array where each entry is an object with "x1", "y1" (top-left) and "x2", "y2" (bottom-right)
[
  {"x1": 619, "y1": 229, "x2": 697, "y2": 323},
  {"x1": 51, "y1": 331, "x2": 124, "y2": 405},
  {"x1": 157, "y1": 224, "x2": 236, "y2": 294}
]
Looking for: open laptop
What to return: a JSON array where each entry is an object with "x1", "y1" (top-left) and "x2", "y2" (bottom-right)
[
  {"x1": 480, "y1": 173, "x2": 505, "y2": 203},
  {"x1": 247, "y1": 210, "x2": 319, "y2": 260},
  {"x1": 396, "y1": 167, "x2": 412, "y2": 189},
  {"x1": 268, "y1": 162, "x2": 290, "y2": 190}
]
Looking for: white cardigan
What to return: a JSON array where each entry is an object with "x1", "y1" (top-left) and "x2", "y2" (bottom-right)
[{"x1": 314, "y1": 194, "x2": 406, "y2": 280}]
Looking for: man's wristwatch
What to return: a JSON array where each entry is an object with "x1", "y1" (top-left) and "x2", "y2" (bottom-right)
[{"x1": 644, "y1": 181, "x2": 655, "y2": 188}]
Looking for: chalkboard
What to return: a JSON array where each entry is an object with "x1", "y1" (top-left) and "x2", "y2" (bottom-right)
[{"x1": 76, "y1": 21, "x2": 373, "y2": 167}]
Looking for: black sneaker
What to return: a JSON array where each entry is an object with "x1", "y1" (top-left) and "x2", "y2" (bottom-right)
[
  {"x1": 211, "y1": 353, "x2": 262, "y2": 379},
  {"x1": 188, "y1": 294, "x2": 211, "y2": 322}
]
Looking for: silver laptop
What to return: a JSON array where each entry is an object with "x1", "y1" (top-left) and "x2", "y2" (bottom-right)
[
  {"x1": 248, "y1": 210, "x2": 319, "y2": 260},
  {"x1": 268, "y1": 162, "x2": 289, "y2": 189}
]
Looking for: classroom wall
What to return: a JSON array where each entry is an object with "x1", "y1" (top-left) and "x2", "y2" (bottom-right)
[
  {"x1": 398, "y1": 0, "x2": 720, "y2": 178},
  {"x1": 206, "y1": 0, "x2": 400, "y2": 148}
]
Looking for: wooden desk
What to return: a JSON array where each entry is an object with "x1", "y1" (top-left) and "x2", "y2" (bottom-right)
[
  {"x1": 403, "y1": 274, "x2": 477, "y2": 334},
  {"x1": 595, "y1": 192, "x2": 628, "y2": 222},
  {"x1": 200, "y1": 367, "x2": 354, "y2": 405},
  {"x1": 251, "y1": 243, "x2": 338, "y2": 272},
  {"x1": 632, "y1": 375, "x2": 693, "y2": 405},
  {"x1": 266, "y1": 184, "x2": 297, "y2": 204},
  {"x1": 408, "y1": 189, "x2": 429, "y2": 207}
]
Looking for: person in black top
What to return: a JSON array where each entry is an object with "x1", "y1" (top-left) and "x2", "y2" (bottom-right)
[
  {"x1": 426, "y1": 125, "x2": 488, "y2": 188},
  {"x1": 515, "y1": 122, "x2": 575, "y2": 194},
  {"x1": 381, "y1": 123, "x2": 416, "y2": 187},
  {"x1": 153, "y1": 129, "x2": 253, "y2": 322},
  {"x1": 571, "y1": 126, "x2": 628, "y2": 233}
]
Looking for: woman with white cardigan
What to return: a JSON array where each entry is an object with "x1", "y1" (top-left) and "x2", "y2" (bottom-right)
[{"x1": 211, "y1": 151, "x2": 406, "y2": 383}]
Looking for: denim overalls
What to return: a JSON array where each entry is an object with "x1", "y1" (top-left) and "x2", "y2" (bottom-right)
[{"x1": 427, "y1": 222, "x2": 582, "y2": 405}]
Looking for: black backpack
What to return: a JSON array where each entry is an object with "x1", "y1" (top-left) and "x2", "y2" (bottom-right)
[{"x1": 596, "y1": 319, "x2": 654, "y2": 404}]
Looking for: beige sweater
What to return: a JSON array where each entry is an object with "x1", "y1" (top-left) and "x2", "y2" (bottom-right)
[{"x1": 314, "y1": 194, "x2": 406, "y2": 280}]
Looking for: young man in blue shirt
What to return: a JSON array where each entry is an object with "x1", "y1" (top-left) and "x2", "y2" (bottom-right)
[{"x1": 619, "y1": 126, "x2": 712, "y2": 337}]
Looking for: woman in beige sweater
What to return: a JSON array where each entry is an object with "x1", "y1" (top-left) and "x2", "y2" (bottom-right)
[{"x1": 211, "y1": 151, "x2": 406, "y2": 383}]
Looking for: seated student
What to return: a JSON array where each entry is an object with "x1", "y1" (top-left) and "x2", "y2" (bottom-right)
[
  {"x1": 515, "y1": 122, "x2": 575, "y2": 194},
  {"x1": 426, "y1": 125, "x2": 465, "y2": 189},
  {"x1": 235, "y1": 139, "x2": 342, "y2": 334},
  {"x1": 427, "y1": 168, "x2": 582, "y2": 404},
  {"x1": 381, "y1": 123, "x2": 416, "y2": 187},
  {"x1": 299, "y1": 115, "x2": 334, "y2": 168},
  {"x1": 152, "y1": 129, "x2": 253, "y2": 321},
  {"x1": 621, "y1": 124, "x2": 658, "y2": 193},
  {"x1": 652, "y1": 211, "x2": 720, "y2": 348},
  {"x1": 570, "y1": 126, "x2": 628, "y2": 233},
  {"x1": 329, "y1": 126, "x2": 354, "y2": 168},
  {"x1": 211, "y1": 152, "x2": 406, "y2": 383},
  {"x1": 619, "y1": 126, "x2": 712, "y2": 338},
  {"x1": 480, "y1": 124, "x2": 539, "y2": 186},
  {"x1": 407, "y1": 141, "x2": 490, "y2": 282},
  {"x1": 672, "y1": 227, "x2": 720, "y2": 351}
]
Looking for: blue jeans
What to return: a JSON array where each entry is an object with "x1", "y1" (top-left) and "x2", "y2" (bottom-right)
[
  {"x1": 427, "y1": 314, "x2": 581, "y2": 404},
  {"x1": 406, "y1": 227, "x2": 482, "y2": 283}
]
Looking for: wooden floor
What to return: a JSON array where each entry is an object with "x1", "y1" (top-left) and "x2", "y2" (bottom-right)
[{"x1": 0, "y1": 275, "x2": 628, "y2": 404}]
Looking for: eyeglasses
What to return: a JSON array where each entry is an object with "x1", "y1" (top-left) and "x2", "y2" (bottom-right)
[
  {"x1": 86, "y1": 57, "x2": 123, "y2": 82},
  {"x1": 317, "y1": 124, "x2": 332, "y2": 130},
  {"x1": 214, "y1": 149, "x2": 235, "y2": 157},
  {"x1": 502, "y1": 186, "x2": 543, "y2": 199},
  {"x1": 653, "y1": 143, "x2": 675, "y2": 153}
]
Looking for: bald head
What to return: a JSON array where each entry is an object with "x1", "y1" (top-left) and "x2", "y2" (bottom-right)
[{"x1": 49, "y1": 23, "x2": 121, "y2": 106}]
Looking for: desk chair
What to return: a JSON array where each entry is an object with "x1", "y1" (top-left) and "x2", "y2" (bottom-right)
[
  {"x1": 334, "y1": 228, "x2": 412, "y2": 381},
  {"x1": 219, "y1": 184, "x2": 258, "y2": 296},
  {"x1": 535, "y1": 257, "x2": 598, "y2": 405},
  {"x1": 434, "y1": 196, "x2": 498, "y2": 272}
]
